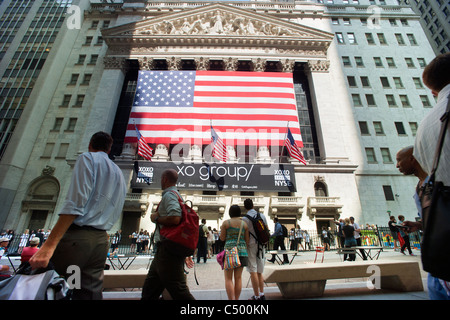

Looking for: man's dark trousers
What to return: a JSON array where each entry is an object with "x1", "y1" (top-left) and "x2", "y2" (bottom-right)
[
  {"x1": 142, "y1": 242, "x2": 195, "y2": 300},
  {"x1": 269, "y1": 236, "x2": 289, "y2": 263},
  {"x1": 197, "y1": 236, "x2": 207, "y2": 263}
]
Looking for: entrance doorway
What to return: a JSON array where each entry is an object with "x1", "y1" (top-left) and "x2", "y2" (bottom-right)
[{"x1": 28, "y1": 210, "x2": 48, "y2": 232}]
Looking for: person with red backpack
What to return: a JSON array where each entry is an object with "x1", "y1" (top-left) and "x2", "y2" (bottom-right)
[{"x1": 141, "y1": 169, "x2": 195, "y2": 300}]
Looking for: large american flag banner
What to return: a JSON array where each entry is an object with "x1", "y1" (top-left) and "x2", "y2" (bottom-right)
[{"x1": 124, "y1": 70, "x2": 303, "y2": 147}]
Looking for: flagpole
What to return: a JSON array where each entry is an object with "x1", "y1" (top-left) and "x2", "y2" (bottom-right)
[
  {"x1": 280, "y1": 121, "x2": 289, "y2": 163},
  {"x1": 133, "y1": 120, "x2": 138, "y2": 160}
]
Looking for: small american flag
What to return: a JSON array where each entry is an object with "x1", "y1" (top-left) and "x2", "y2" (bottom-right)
[
  {"x1": 135, "y1": 125, "x2": 153, "y2": 160},
  {"x1": 211, "y1": 125, "x2": 228, "y2": 162},
  {"x1": 285, "y1": 128, "x2": 306, "y2": 165}
]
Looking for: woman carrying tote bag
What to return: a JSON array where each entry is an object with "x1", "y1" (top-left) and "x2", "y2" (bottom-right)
[{"x1": 219, "y1": 205, "x2": 249, "y2": 300}]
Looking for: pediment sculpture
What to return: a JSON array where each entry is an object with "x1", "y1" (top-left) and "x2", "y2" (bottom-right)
[{"x1": 135, "y1": 10, "x2": 317, "y2": 38}]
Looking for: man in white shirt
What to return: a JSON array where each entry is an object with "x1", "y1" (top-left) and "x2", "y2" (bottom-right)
[
  {"x1": 411, "y1": 52, "x2": 450, "y2": 300},
  {"x1": 414, "y1": 54, "x2": 450, "y2": 187},
  {"x1": 30, "y1": 132, "x2": 127, "y2": 300}
]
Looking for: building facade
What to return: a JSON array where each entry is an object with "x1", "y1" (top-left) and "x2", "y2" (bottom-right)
[
  {"x1": 398, "y1": 0, "x2": 449, "y2": 55},
  {"x1": 0, "y1": 0, "x2": 438, "y2": 240}
]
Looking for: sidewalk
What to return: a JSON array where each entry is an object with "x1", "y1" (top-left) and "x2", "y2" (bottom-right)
[{"x1": 103, "y1": 247, "x2": 430, "y2": 300}]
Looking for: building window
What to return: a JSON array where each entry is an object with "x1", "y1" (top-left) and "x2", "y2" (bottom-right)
[
  {"x1": 91, "y1": 20, "x2": 99, "y2": 29},
  {"x1": 74, "y1": 95, "x2": 85, "y2": 107},
  {"x1": 366, "y1": 94, "x2": 376, "y2": 106},
  {"x1": 68, "y1": 74, "x2": 79, "y2": 85},
  {"x1": 381, "y1": 148, "x2": 393, "y2": 163},
  {"x1": 409, "y1": 122, "x2": 418, "y2": 136},
  {"x1": 84, "y1": 36, "x2": 93, "y2": 46},
  {"x1": 42, "y1": 143, "x2": 54, "y2": 158},
  {"x1": 413, "y1": 77, "x2": 424, "y2": 89},
  {"x1": 336, "y1": 33, "x2": 344, "y2": 44},
  {"x1": 52, "y1": 118, "x2": 63, "y2": 132},
  {"x1": 76, "y1": 55, "x2": 86, "y2": 65},
  {"x1": 380, "y1": 77, "x2": 391, "y2": 88},
  {"x1": 386, "y1": 95, "x2": 397, "y2": 107},
  {"x1": 417, "y1": 58, "x2": 427, "y2": 68},
  {"x1": 342, "y1": 56, "x2": 351, "y2": 66},
  {"x1": 373, "y1": 57, "x2": 383, "y2": 67},
  {"x1": 314, "y1": 182, "x2": 328, "y2": 197},
  {"x1": 359, "y1": 121, "x2": 370, "y2": 135},
  {"x1": 420, "y1": 95, "x2": 431, "y2": 107},
  {"x1": 393, "y1": 77, "x2": 404, "y2": 89},
  {"x1": 81, "y1": 74, "x2": 92, "y2": 85},
  {"x1": 386, "y1": 57, "x2": 396, "y2": 68},
  {"x1": 355, "y1": 56, "x2": 364, "y2": 67},
  {"x1": 405, "y1": 58, "x2": 415, "y2": 68},
  {"x1": 66, "y1": 118, "x2": 77, "y2": 132},
  {"x1": 395, "y1": 33, "x2": 405, "y2": 45},
  {"x1": 347, "y1": 76, "x2": 357, "y2": 87},
  {"x1": 407, "y1": 34, "x2": 417, "y2": 45},
  {"x1": 89, "y1": 55, "x2": 98, "y2": 65},
  {"x1": 61, "y1": 95, "x2": 71, "y2": 107},
  {"x1": 365, "y1": 33, "x2": 375, "y2": 45},
  {"x1": 377, "y1": 33, "x2": 387, "y2": 45},
  {"x1": 383, "y1": 185, "x2": 395, "y2": 201},
  {"x1": 373, "y1": 121, "x2": 384, "y2": 135},
  {"x1": 56, "y1": 143, "x2": 69, "y2": 159},
  {"x1": 395, "y1": 122, "x2": 407, "y2": 135},
  {"x1": 361, "y1": 76, "x2": 370, "y2": 87},
  {"x1": 348, "y1": 33, "x2": 357, "y2": 44},
  {"x1": 365, "y1": 148, "x2": 377, "y2": 163},
  {"x1": 352, "y1": 94, "x2": 362, "y2": 107}
]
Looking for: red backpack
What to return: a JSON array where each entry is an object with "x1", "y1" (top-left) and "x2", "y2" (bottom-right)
[{"x1": 158, "y1": 191, "x2": 199, "y2": 257}]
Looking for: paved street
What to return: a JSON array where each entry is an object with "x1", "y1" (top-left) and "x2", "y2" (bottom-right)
[{"x1": 103, "y1": 247, "x2": 430, "y2": 300}]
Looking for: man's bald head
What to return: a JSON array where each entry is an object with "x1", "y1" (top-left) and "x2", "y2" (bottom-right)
[
  {"x1": 396, "y1": 146, "x2": 416, "y2": 176},
  {"x1": 161, "y1": 169, "x2": 178, "y2": 189}
]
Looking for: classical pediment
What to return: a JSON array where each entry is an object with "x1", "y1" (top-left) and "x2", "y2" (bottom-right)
[{"x1": 102, "y1": 3, "x2": 333, "y2": 50}]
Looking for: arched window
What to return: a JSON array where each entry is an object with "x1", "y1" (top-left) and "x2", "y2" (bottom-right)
[{"x1": 314, "y1": 181, "x2": 328, "y2": 197}]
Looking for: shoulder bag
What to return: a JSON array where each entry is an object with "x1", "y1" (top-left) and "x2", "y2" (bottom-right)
[{"x1": 223, "y1": 220, "x2": 244, "y2": 270}]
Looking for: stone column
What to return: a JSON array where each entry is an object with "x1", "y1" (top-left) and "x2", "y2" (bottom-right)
[
  {"x1": 80, "y1": 57, "x2": 128, "y2": 153},
  {"x1": 306, "y1": 59, "x2": 349, "y2": 163}
]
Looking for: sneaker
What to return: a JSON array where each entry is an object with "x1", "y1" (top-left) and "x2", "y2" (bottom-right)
[
  {"x1": 249, "y1": 295, "x2": 260, "y2": 300},
  {"x1": 267, "y1": 259, "x2": 275, "y2": 264},
  {"x1": 400, "y1": 251, "x2": 406, "y2": 255},
  {"x1": 410, "y1": 253, "x2": 415, "y2": 256},
  {"x1": 259, "y1": 295, "x2": 266, "y2": 300}
]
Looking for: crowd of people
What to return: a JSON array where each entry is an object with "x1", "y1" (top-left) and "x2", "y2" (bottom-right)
[{"x1": 0, "y1": 230, "x2": 46, "y2": 279}]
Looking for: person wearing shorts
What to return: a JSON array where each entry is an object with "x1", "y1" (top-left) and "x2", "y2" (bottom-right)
[{"x1": 242, "y1": 199, "x2": 268, "y2": 301}]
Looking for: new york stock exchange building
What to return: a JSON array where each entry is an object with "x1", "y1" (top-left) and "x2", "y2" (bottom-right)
[{"x1": 0, "y1": 0, "x2": 438, "y2": 242}]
